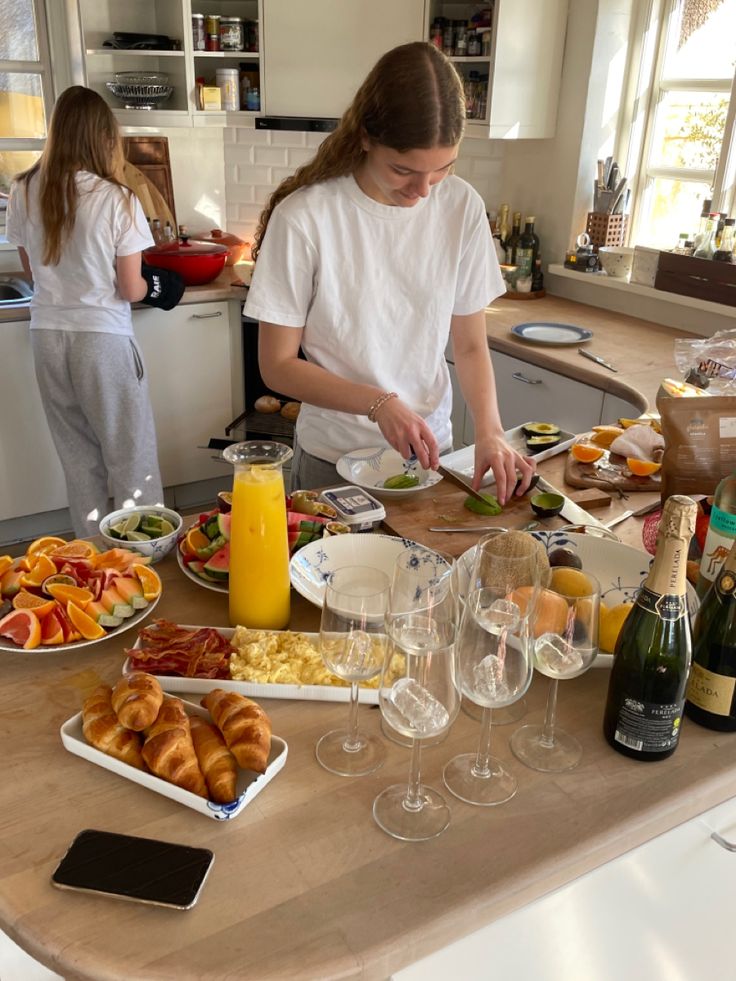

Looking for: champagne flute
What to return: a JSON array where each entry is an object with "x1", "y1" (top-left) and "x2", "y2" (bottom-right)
[
  {"x1": 510, "y1": 574, "x2": 601, "y2": 772},
  {"x1": 373, "y1": 546, "x2": 460, "y2": 841},
  {"x1": 316, "y1": 565, "x2": 389, "y2": 777},
  {"x1": 443, "y1": 551, "x2": 540, "y2": 806}
]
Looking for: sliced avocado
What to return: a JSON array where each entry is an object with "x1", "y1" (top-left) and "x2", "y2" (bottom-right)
[
  {"x1": 526, "y1": 434, "x2": 562, "y2": 452},
  {"x1": 522, "y1": 422, "x2": 561, "y2": 439}
]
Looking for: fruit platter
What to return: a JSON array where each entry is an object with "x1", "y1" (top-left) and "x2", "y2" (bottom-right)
[
  {"x1": 564, "y1": 416, "x2": 665, "y2": 493},
  {"x1": 0, "y1": 537, "x2": 161, "y2": 653}
]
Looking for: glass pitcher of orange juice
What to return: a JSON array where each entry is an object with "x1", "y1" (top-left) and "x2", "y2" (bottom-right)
[{"x1": 222, "y1": 440, "x2": 293, "y2": 629}]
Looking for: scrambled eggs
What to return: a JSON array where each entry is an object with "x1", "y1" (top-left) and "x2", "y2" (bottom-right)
[{"x1": 229, "y1": 628, "x2": 403, "y2": 688}]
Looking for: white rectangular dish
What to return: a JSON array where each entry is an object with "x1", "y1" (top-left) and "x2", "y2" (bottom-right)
[
  {"x1": 123, "y1": 625, "x2": 380, "y2": 705},
  {"x1": 60, "y1": 697, "x2": 288, "y2": 822},
  {"x1": 440, "y1": 424, "x2": 576, "y2": 488}
]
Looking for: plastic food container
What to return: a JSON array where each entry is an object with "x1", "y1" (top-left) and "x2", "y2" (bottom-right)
[
  {"x1": 630, "y1": 245, "x2": 660, "y2": 287},
  {"x1": 319, "y1": 485, "x2": 386, "y2": 532}
]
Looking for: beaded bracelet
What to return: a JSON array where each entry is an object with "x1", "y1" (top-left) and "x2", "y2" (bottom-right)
[{"x1": 367, "y1": 391, "x2": 398, "y2": 423}]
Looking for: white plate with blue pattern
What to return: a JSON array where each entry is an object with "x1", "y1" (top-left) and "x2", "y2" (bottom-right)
[
  {"x1": 290, "y1": 533, "x2": 439, "y2": 608},
  {"x1": 336, "y1": 446, "x2": 443, "y2": 498}
]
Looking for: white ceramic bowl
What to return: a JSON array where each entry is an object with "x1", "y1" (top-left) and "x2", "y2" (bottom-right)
[
  {"x1": 99, "y1": 504, "x2": 182, "y2": 564},
  {"x1": 336, "y1": 446, "x2": 443, "y2": 499},
  {"x1": 598, "y1": 246, "x2": 635, "y2": 279}
]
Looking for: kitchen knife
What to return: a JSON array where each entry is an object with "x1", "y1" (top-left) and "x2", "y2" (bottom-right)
[
  {"x1": 603, "y1": 500, "x2": 662, "y2": 529},
  {"x1": 436, "y1": 464, "x2": 497, "y2": 505},
  {"x1": 578, "y1": 347, "x2": 618, "y2": 372}
]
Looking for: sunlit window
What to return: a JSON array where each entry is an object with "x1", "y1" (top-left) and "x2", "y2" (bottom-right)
[{"x1": 626, "y1": 0, "x2": 736, "y2": 250}]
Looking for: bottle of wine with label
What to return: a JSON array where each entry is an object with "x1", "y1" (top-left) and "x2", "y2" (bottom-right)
[
  {"x1": 686, "y1": 538, "x2": 736, "y2": 731},
  {"x1": 696, "y1": 471, "x2": 736, "y2": 599},
  {"x1": 603, "y1": 495, "x2": 697, "y2": 760},
  {"x1": 515, "y1": 217, "x2": 539, "y2": 278}
]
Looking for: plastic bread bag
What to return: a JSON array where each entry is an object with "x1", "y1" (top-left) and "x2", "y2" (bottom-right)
[{"x1": 674, "y1": 329, "x2": 736, "y2": 394}]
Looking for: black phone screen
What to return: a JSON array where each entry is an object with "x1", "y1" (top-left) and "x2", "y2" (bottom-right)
[{"x1": 51, "y1": 829, "x2": 214, "y2": 909}]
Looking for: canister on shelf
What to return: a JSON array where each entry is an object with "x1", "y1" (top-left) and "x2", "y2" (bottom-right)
[
  {"x1": 204, "y1": 14, "x2": 220, "y2": 35},
  {"x1": 192, "y1": 13, "x2": 205, "y2": 52},
  {"x1": 220, "y1": 16, "x2": 245, "y2": 51},
  {"x1": 216, "y1": 67, "x2": 240, "y2": 111},
  {"x1": 205, "y1": 33, "x2": 220, "y2": 52}
]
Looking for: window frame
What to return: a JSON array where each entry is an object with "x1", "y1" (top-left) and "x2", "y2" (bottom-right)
[
  {"x1": 0, "y1": 0, "x2": 55, "y2": 152},
  {"x1": 618, "y1": 0, "x2": 736, "y2": 248}
]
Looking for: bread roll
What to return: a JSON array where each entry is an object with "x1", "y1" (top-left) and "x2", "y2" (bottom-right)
[
  {"x1": 111, "y1": 672, "x2": 164, "y2": 731},
  {"x1": 189, "y1": 715, "x2": 238, "y2": 804},
  {"x1": 255, "y1": 395, "x2": 281, "y2": 414},
  {"x1": 280, "y1": 401, "x2": 301, "y2": 421},
  {"x1": 201, "y1": 689, "x2": 271, "y2": 774},
  {"x1": 82, "y1": 684, "x2": 145, "y2": 770},
  {"x1": 142, "y1": 698, "x2": 208, "y2": 798}
]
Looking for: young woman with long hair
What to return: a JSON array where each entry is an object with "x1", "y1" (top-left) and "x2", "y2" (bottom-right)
[
  {"x1": 7, "y1": 85, "x2": 163, "y2": 537},
  {"x1": 245, "y1": 41, "x2": 535, "y2": 503}
]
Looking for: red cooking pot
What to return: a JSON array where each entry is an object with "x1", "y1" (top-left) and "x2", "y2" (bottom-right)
[{"x1": 143, "y1": 239, "x2": 229, "y2": 286}]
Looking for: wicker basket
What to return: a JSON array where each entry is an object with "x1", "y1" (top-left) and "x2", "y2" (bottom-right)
[{"x1": 586, "y1": 212, "x2": 629, "y2": 250}]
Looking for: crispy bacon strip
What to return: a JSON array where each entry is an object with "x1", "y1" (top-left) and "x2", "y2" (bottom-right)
[{"x1": 125, "y1": 618, "x2": 232, "y2": 678}]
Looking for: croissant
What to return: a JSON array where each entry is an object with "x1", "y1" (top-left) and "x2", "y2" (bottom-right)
[
  {"x1": 111, "y1": 672, "x2": 164, "y2": 731},
  {"x1": 189, "y1": 716, "x2": 238, "y2": 804},
  {"x1": 201, "y1": 690, "x2": 272, "y2": 774},
  {"x1": 82, "y1": 684, "x2": 145, "y2": 770},
  {"x1": 142, "y1": 698, "x2": 208, "y2": 798}
]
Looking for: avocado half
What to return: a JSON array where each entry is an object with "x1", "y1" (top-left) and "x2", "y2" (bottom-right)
[
  {"x1": 522, "y1": 422, "x2": 561, "y2": 439},
  {"x1": 526, "y1": 434, "x2": 562, "y2": 452}
]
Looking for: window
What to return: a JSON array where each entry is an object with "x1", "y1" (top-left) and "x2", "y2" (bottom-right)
[
  {"x1": 623, "y1": 0, "x2": 736, "y2": 250},
  {"x1": 0, "y1": 0, "x2": 54, "y2": 238}
]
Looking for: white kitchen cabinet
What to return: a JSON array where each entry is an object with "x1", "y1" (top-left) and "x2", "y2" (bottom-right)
[
  {"x1": 0, "y1": 321, "x2": 68, "y2": 520},
  {"x1": 601, "y1": 390, "x2": 648, "y2": 425},
  {"x1": 132, "y1": 300, "x2": 239, "y2": 487},
  {"x1": 425, "y1": 0, "x2": 568, "y2": 138},
  {"x1": 262, "y1": 0, "x2": 425, "y2": 118},
  {"x1": 492, "y1": 350, "x2": 604, "y2": 433}
]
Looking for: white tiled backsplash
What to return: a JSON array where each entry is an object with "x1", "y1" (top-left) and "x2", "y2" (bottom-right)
[{"x1": 222, "y1": 126, "x2": 504, "y2": 245}]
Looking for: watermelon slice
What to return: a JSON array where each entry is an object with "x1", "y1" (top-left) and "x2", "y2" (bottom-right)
[{"x1": 203, "y1": 543, "x2": 229, "y2": 581}]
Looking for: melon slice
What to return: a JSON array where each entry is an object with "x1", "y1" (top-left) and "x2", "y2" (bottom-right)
[{"x1": 203, "y1": 544, "x2": 230, "y2": 581}]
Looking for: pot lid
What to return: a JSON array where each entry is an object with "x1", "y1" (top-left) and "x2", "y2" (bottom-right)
[{"x1": 144, "y1": 239, "x2": 229, "y2": 257}]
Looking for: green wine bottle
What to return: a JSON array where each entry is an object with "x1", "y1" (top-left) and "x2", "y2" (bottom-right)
[
  {"x1": 685, "y1": 537, "x2": 736, "y2": 731},
  {"x1": 603, "y1": 495, "x2": 697, "y2": 760}
]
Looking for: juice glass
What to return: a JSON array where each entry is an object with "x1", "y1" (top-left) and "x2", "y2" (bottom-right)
[{"x1": 223, "y1": 441, "x2": 293, "y2": 629}]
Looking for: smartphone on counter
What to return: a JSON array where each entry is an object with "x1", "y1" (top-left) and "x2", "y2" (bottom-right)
[{"x1": 51, "y1": 829, "x2": 214, "y2": 910}]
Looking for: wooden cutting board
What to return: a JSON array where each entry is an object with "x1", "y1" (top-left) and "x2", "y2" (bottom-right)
[
  {"x1": 564, "y1": 449, "x2": 662, "y2": 493},
  {"x1": 380, "y1": 480, "x2": 611, "y2": 558}
]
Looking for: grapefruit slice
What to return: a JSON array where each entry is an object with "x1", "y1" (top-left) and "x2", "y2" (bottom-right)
[
  {"x1": 0, "y1": 608, "x2": 42, "y2": 649},
  {"x1": 66, "y1": 601, "x2": 106, "y2": 641},
  {"x1": 131, "y1": 563, "x2": 162, "y2": 601},
  {"x1": 12, "y1": 590, "x2": 58, "y2": 618},
  {"x1": 40, "y1": 610, "x2": 65, "y2": 646},
  {"x1": 627, "y1": 457, "x2": 662, "y2": 477},
  {"x1": 51, "y1": 540, "x2": 98, "y2": 562}
]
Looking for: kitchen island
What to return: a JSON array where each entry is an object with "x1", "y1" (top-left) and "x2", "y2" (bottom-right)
[{"x1": 1, "y1": 482, "x2": 734, "y2": 981}]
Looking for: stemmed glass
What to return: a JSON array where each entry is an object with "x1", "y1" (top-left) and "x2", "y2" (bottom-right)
[
  {"x1": 510, "y1": 574, "x2": 601, "y2": 772},
  {"x1": 316, "y1": 565, "x2": 390, "y2": 777},
  {"x1": 443, "y1": 551, "x2": 540, "y2": 806},
  {"x1": 373, "y1": 546, "x2": 460, "y2": 841}
]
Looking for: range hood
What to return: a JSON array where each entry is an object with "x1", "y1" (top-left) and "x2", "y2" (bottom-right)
[{"x1": 255, "y1": 117, "x2": 338, "y2": 133}]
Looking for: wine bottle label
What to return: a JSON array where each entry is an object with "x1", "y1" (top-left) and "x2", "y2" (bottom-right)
[
  {"x1": 612, "y1": 697, "x2": 684, "y2": 753},
  {"x1": 636, "y1": 586, "x2": 686, "y2": 621},
  {"x1": 516, "y1": 248, "x2": 533, "y2": 276},
  {"x1": 699, "y1": 505, "x2": 736, "y2": 587},
  {"x1": 687, "y1": 662, "x2": 736, "y2": 716}
]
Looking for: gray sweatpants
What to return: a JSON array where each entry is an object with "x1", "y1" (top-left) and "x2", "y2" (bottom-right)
[
  {"x1": 290, "y1": 440, "x2": 341, "y2": 492},
  {"x1": 31, "y1": 329, "x2": 164, "y2": 538}
]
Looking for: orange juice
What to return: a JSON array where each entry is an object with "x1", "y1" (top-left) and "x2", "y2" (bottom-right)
[{"x1": 228, "y1": 465, "x2": 290, "y2": 629}]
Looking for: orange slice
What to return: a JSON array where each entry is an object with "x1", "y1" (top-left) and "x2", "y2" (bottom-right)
[
  {"x1": 27, "y1": 535, "x2": 67, "y2": 556},
  {"x1": 590, "y1": 425, "x2": 624, "y2": 449},
  {"x1": 45, "y1": 582, "x2": 94, "y2": 608},
  {"x1": 12, "y1": 590, "x2": 58, "y2": 618},
  {"x1": 66, "y1": 601, "x2": 106, "y2": 641},
  {"x1": 131, "y1": 563, "x2": 162, "y2": 601},
  {"x1": 185, "y1": 526, "x2": 211, "y2": 556},
  {"x1": 19, "y1": 553, "x2": 58, "y2": 588},
  {"x1": 0, "y1": 556, "x2": 14, "y2": 578},
  {"x1": 51, "y1": 540, "x2": 98, "y2": 561},
  {"x1": 627, "y1": 457, "x2": 662, "y2": 477},
  {"x1": 570, "y1": 442, "x2": 605, "y2": 464},
  {"x1": 0, "y1": 608, "x2": 42, "y2": 649}
]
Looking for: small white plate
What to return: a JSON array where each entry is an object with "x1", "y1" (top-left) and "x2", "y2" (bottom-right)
[
  {"x1": 60, "y1": 695, "x2": 287, "y2": 821},
  {"x1": 123, "y1": 625, "x2": 380, "y2": 704},
  {"x1": 511, "y1": 322, "x2": 593, "y2": 345},
  {"x1": 336, "y1": 447, "x2": 443, "y2": 498},
  {"x1": 289, "y1": 533, "x2": 422, "y2": 608}
]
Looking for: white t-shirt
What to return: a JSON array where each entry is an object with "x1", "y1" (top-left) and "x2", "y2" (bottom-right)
[
  {"x1": 7, "y1": 171, "x2": 153, "y2": 334},
  {"x1": 244, "y1": 173, "x2": 504, "y2": 463}
]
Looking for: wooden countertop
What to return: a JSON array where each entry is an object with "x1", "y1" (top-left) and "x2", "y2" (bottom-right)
[{"x1": 2, "y1": 477, "x2": 734, "y2": 981}]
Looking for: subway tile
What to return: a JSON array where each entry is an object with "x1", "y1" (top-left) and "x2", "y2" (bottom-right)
[{"x1": 253, "y1": 145, "x2": 289, "y2": 166}]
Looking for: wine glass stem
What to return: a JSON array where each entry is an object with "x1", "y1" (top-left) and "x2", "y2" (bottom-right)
[
  {"x1": 471, "y1": 706, "x2": 494, "y2": 778},
  {"x1": 342, "y1": 681, "x2": 362, "y2": 753},
  {"x1": 541, "y1": 678, "x2": 559, "y2": 748},
  {"x1": 403, "y1": 738, "x2": 424, "y2": 812}
]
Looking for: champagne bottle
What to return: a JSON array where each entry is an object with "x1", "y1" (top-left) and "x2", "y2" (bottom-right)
[
  {"x1": 603, "y1": 495, "x2": 697, "y2": 760},
  {"x1": 686, "y1": 538, "x2": 736, "y2": 730},
  {"x1": 498, "y1": 203, "x2": 511, "y2": 250},
  {"x1": 696, "y1": 471, "x2": 736, "y2": 599}
]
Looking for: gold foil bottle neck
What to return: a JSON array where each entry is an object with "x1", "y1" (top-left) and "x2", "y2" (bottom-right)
[{"x1": 659, "y1": 495, "x2": 697, "y2": 541}]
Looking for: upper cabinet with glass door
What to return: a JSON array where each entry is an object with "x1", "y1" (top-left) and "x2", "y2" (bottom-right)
[{"x1": 425, "y1": 0, "x2": 568, "y2": 138}]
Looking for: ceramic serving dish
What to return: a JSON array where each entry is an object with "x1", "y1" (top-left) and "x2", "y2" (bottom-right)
[{"x1": 336, "y1": 447, "x2": 443, "y2": 498}]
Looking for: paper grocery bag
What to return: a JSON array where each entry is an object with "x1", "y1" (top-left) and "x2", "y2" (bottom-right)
[{"x1": 657, "y1": 389, "x2": 736, "y2": 500}]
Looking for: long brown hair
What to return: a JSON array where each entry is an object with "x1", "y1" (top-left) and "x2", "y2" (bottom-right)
[
  {"x1": 15, "y1": 86, "x2": 131, "y2": 265},
  {"x1": 251, "y1": 42, "x2": 466, "y2": 259}
]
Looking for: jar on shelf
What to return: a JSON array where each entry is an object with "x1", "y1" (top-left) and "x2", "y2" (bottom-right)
[
  {"x1": 220, "y1": 16, "x2": 245, "y2": 52},
  {"x1": 216, "y1": 68, "x2": 240, "y2": 111},
  {"x1": 204, "y1": 14, "x2": 221, "y2": 36},
  {"x1": 205, "y1": 33, "x2": 220, "y2": 52},
  {"x1": 192, "y1": 14, "x2": 205, "y2": 52},
  {"x1": 468, "y1": 31, "x2": 481, "y2": 56},
  {"x1": 246, "y1": 87, "x2": 260, "y2": 111},
  {"x1": 246, "y1": 20, "x2": 259, "y2": 52}
]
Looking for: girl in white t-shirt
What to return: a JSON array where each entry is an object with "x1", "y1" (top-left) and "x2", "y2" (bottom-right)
[
  {"x1": 7, "y1": 86, "x2": 163, "y2": 537},
  {"x1": 245, "y1": 42, "x2": 535, "y2": 505}
]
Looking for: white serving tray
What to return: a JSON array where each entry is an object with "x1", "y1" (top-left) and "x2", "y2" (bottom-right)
[
  {"x1": 123, "y1": 625, "x2": 380, "y2": 705},
  {"x1": 60, "y1": 696, "x2": 288, "y2": 822},
  {"x1": 440, "y1": 424, "x2": 576, "y2": 488}
]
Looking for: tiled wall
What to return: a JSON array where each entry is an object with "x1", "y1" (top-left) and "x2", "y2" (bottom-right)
[{"x1": 223, "y1": 125, "x2": 505, "y2": 244}]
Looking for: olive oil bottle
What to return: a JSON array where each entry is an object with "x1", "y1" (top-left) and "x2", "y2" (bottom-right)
[
  {"x1": 603, "y1": 495, "x2": 697, "y2": 760},
  {"x1": 685, "y1": 538, "x2": 736, "y2": 731}
]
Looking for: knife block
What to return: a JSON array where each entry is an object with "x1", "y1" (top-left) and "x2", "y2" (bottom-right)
[{"x1": 586, "y1": 212, "x2": 628, "y2": 250}]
